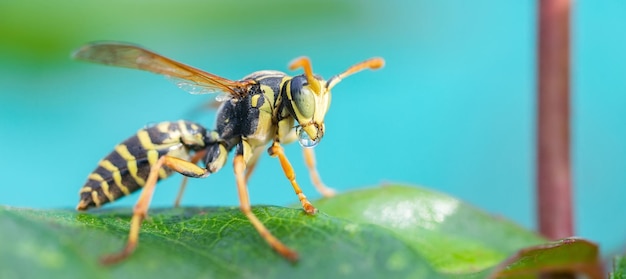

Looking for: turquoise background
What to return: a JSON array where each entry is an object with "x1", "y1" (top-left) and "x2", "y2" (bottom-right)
[{"x1": 1, "y1": 1, "x2": 625, "y2": 255}]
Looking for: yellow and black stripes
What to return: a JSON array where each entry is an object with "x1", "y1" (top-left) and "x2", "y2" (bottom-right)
[{"x1": 77, "y1": 121, "x2": 208, "y2": 210}]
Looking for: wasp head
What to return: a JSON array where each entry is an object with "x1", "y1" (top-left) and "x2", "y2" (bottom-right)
[
  {"x1": 285, "y1": 56, "x2": 384, "y2": 148},
  {"x1": 284, "y1": 72, "x2": 329, "y2": 147}
]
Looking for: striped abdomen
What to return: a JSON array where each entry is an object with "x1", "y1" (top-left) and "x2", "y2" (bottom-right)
[{"x1": 77, "y1": 120, "x2": 207, "y2": 210}]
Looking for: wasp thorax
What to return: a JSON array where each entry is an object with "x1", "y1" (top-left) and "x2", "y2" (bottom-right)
[{"x1": 296, "y1": 126, "x2": 320, "y2": 148}]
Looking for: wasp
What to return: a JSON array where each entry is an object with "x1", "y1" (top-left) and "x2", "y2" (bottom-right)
[{"x1": 72, "y1": 42, "x2": 384, "y2": 264}]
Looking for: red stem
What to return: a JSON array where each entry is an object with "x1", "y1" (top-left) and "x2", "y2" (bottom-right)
[{"x1": 537, "y1": 0, "x2": 573, "y2": 239}]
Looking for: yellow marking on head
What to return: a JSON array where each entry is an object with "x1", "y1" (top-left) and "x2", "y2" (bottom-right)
[
  {"x1": 137, "y1": 130, "x2": 155, "y2": 150},
  {"x1": 91, "y1": 191, "x2": 101, "y2": 207},
  {"x1": 100, "y1": 180, "x2": 115, "y2": 202}
]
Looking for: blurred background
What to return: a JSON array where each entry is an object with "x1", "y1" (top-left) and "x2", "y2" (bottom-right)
[{"x1": 1, "y1": 0, "x2": 625, "y2": 256}]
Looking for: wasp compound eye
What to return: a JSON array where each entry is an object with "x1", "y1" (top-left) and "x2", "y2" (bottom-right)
[
  {"x1": 292, "y1": 87, "x2": 315, "y2": 119},
  {"x1": 296, "y1": 126, "x2": 320, "y2": 148}
]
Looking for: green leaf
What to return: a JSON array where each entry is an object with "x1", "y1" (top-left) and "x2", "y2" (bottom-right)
[
  {"x1": 489, "y1": 238, "x2": 603, "y2": 278},
  {"x1": 0, "y1": 205, "x2": 441, "y2": 279},
  {"x1": 0, "y1": 184, "x2": 605, "y2": 278},
  {"x1": 313, "y1": 185, "x2": 547, "y2": 274},
  {"x1": 611, "y1": 255, "x2": 626, "y2": 279}
]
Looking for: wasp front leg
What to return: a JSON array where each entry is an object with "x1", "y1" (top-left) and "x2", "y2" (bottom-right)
[
  {"x1": 301, "y1": 148, "x2": 336, "y2": 198},
  {"x1": 282, "y1": 129, "x2": 336, "y2": 198},
  {"x1": 101, "y1": 155, "x2": 208, "y2": 265},
  {"x1": 268, "y1": 141, "x2": 317, "y2": 215}
]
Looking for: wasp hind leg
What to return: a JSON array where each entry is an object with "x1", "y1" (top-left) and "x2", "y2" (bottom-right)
[
  {"x1": 173, "y1": 149, "x2": 208, "y2": 207},
  {"x1": 100, "y1": 155, "x2": 208, "y2": 265}
]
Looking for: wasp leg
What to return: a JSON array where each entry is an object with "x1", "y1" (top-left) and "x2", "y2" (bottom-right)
[
  {"x1": 244, "y1": 146, "x2": 264, "y2": 183},
  {"x1": 233, "y1": 143, "x2": 298, "y2": 262},
  {"x1": 100, "y1": 155, "x2": 208, "y2": 265},
  {"x1": 174, "y1": 177, "x2": 189, "y2": 208},
  {"x1": 174, "y1": 149, "x2": 208, "y2": 207},
  {"x1": 282, "y1": 129, "x2": 335, "y2": 197},
  {"x1": 268, "y1": 142, "x2": 317, "y2": 215},
  {"x1": 302, "y1": 148, "x2": 336, "y2": 198}
]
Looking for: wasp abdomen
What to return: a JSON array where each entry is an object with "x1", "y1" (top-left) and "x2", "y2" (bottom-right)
[{"x1": 77, "y1": 121, "x2": 207, "y2": 210}]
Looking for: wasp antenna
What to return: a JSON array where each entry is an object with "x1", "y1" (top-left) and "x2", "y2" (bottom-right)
[
  {"x1": 326, "y1": 57, "x2": 385, "y2": 90},
  {"x1": 289, "y1": 56, "x2": 322, "y2": 95}
]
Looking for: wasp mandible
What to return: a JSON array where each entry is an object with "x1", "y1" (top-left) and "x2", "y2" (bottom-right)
[{"x1": 72, "y1": 42, "x2": 384, "y2": 264}]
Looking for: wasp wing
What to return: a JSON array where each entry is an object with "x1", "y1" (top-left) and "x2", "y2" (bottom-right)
[
  {"x1": 167, "y1": 76, "x2": 225, "y2": 95},
  {"x1": 72, "y1": 42, "x2": 252, "y2": 98}
]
